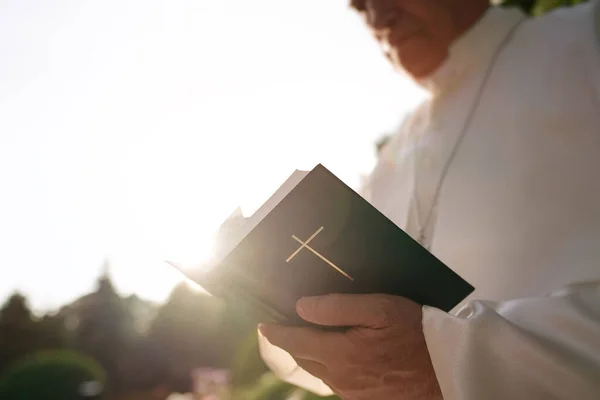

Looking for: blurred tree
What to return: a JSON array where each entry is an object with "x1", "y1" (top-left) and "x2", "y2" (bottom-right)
[
  {"x1": 0, "y1": 293, "x2": 67, "y2": 375},
  {"x1": 229, "y1": 330, "x2": 269, "y2": 389},
  {"x1": 0, "y1": 350, "x2": 106, "y2": 400},
  {"x1": 499, "y1": 0, "x2": 589, "y2": 15},
  {"x1": 0, "y1": 293, "x2": 36, "y2": 373},
  {"x1": 147, "y1": 283, "x2": 231, "y2": 393},
  {"x1": 117, "y1": 335, "x2": 169, "y2": 393},
  {"x1": 232, "y1": 373, "x2": 295, "y2": 400},
  {"x1": 37, "y1": 313, "x2": 69, "y2": 349},
  {"x1": 499, "y1": 0, "x2": 538, "y2": 13},
  {"x1": 0, "y1": 293, "x2": 32, "y2": 324},
  {"x1": 69, "y1": 269, "x2": 137, "y2": 395},
  {"x1": 530, "y1": 0, "x2": 588, "y2": 14}
]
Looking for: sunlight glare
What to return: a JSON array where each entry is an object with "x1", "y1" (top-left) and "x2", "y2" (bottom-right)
[
  {"x1": 159, "y1": 226, "x2": 219, "y2": 280},
  {"x1": 0, "y1": 0, "x2": 429, "y2": 309}
]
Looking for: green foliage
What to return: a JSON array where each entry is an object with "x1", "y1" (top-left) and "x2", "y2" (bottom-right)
[
  {"x1": 300, "y1": 393, "x2": 339, "y2": 400},
  {"x1": 0, "y1": 271, "x2": 263, "y2": 397},
  {"x1": 499, "y1": 0, "x2": 537, "y2": 14},
  {"x1": 0, "y1": 293, "x2": 67, "y2": 376},
  {"x1": 229, "y1": 330, "x2": 269, "y2": 388},
  {"x1": 232, "y1": 373, "x2": 295, "y2": 400},
  {"x1": 0, "y1": 350, "x2": 106, "y2": 400},
  {"x1": 231, "y1": 373, "x2": 340, "y2": 400},
  {"x1": 147, "y1": 283, "x2": 229, "y2": 392},
  {"x1": 499, "y1": 0, "x2": 588, "y2": 15},
  {"x1": 69, "y1": 275, "x2": 138, "y2": 394},
  {"x1": 531, "y1": 0, "x2": 589, "y2": 15}
]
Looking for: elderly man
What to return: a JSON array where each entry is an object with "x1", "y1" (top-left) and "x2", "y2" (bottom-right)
[{"x1": 258, "y1": 0, "x2": 600, "y2": 399}]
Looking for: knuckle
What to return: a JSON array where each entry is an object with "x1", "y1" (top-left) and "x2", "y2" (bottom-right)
[
  {"x1": 271, "y1": 329, "x2": 291, "y2": 348},
  {"x1": 372, "y1": 295, "x2": 400, "y2": 324}
]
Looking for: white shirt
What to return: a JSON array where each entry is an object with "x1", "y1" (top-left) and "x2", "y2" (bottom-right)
[{"x1": 260, "y1": 2, "x2": 600, "y2": 398}]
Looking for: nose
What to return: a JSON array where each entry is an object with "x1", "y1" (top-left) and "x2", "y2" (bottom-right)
[
  {"x1": 350, "y1": 0, "x2": 367, "y2": 11},
  {"x1": 366, "y1": 3, "x2": 400, "y2": 32}
]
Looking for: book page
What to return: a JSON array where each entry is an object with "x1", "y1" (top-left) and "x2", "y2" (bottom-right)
[{"x1": 209, "y1": 168, "x2": 309, "y2": 268}]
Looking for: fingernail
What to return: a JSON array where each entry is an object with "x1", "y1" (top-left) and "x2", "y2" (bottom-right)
[{"x1": 258, "y1": 323, "x2": 267, "y2": 336}]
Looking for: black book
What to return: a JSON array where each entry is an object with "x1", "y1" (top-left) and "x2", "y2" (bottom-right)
[{"x1": 171, "y1": 164, "x2": 474, "y2": 327}]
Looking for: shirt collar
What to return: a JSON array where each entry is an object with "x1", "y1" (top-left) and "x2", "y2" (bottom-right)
[{"x1": 417, "y1": 6, "x2": 527, "y2": 95}]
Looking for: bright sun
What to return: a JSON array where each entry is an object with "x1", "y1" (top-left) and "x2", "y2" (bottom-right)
[{"x1": 157, "y1": 222, "x2": 221, "y2": 285}]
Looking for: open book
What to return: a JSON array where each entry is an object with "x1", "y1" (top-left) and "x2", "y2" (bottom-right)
[{"x1": 169, "y1": 164, "x2": 474, "y2": 326}]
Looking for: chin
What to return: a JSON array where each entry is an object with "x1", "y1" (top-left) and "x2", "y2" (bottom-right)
[
  {"x1": 393, "y1": 50, "x2": 449, "y2": 83},
  {"x1": 390, "y1": 60, "x2": 434, "y2": 82},
  {"x1": 406, "y1": 64, "x2": 442, "y2": 81}
]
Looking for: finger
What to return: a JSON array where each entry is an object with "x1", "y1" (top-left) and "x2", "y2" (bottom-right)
[
  {"x1": 297, "y1": 293, "x2": 410, "y2": 328},
  {"x1": 258, "y1": 324, "x2": 340, "y2": 363},
  {"x1": 295, "y1": 358, "x2": 329, "y2": 380}
]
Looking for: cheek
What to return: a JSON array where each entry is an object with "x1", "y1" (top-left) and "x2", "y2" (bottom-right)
[
  {"x1": 390, "y1": 36, "x2": 448, "y2": 78},
  {"x1": 396, "y1": 35, "x2": 435, "y2": 59},
  {"x1": 395, "y1": 36, "x2": 439, "y2": 65},
  {"x1": 426, "y1": 4, "x2": 456, "y2": 46}
]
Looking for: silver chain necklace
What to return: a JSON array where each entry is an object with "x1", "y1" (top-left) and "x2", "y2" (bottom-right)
[{"x1": 414, "y1": 18, "x2": 525, "y2": 248}]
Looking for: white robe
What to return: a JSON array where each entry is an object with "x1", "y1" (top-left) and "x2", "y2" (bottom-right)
[{"x1": 259, "y1": 2, "x2": 600, "y2": 398}]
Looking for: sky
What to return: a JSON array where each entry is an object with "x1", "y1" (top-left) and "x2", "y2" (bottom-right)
[{"x1": 0, "y1": 0, "x2": 426, "y2": 312}]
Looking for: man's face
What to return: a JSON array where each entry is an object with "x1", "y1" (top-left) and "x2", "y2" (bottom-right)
[{"x1": 351, "y1": 0, "x2": 459, "y2": 80}]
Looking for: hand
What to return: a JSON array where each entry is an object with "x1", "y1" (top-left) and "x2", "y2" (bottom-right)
[{"x1": 259, "y1": 294, "x2": 442, "y2": 400}]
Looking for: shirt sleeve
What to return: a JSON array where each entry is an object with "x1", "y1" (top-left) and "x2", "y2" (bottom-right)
[{"x1": 423, "y1": 280, "x2": 600, "y2": 400}]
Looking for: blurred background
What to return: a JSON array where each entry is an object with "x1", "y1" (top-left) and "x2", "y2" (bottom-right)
[{"x1": 0, "y1": 0, "x2": 586, "y2": 399}]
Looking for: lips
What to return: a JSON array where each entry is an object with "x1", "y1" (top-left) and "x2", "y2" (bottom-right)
[{"x1": 380, "y1": 21, "x2": 422, "y2": 57}]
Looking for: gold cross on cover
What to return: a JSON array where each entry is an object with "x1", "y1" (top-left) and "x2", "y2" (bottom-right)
[{"x1": 286, "y1": 226, "x2": 354, "y2": 281}]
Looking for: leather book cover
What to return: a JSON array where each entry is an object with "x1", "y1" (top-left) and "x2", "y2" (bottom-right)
[{"x1": 187, "y1": 164, "x2": 474, "y2": 326}]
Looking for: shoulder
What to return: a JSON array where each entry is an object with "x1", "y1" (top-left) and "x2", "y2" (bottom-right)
[
  {"x1": 514, "y1": 1, "x2": 599, "y2": 51},
  {"x1": 498, "y1": 2, "x2": 600, "y2": 106}
]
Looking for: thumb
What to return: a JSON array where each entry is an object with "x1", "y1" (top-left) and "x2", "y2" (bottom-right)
[{"x1": 296, "y1": 293, "x2": 402, "y2": 328}]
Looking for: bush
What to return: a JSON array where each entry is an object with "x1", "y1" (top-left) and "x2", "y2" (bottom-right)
[{"x1": 0, "y1": 350, "x2": 106, "y2": 400}]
